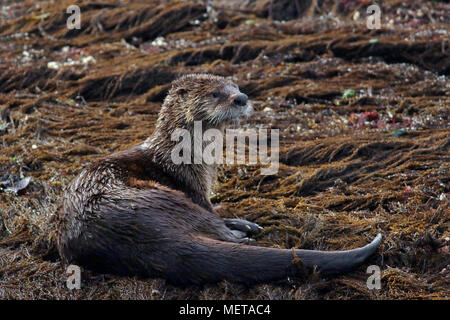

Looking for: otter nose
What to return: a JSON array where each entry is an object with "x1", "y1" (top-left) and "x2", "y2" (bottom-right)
[{"x1": 233, "y1": 94, "x2": 248, "y2": 107}]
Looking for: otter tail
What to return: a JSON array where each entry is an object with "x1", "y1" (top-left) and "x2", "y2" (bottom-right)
[{"x1": 165, "y1": 234, "x2": 382, "y2": 285}]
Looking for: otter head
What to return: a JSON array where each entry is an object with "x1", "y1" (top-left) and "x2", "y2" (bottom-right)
[{"x1": 163, "y1": 74, "x2": 252, "y2": 128}]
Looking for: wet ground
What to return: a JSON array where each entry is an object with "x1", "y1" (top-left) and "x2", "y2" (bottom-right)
[{"x1": 0, "y1": 0, "x2": 448, "y2": 299}]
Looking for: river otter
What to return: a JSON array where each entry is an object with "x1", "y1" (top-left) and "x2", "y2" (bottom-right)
[{"x1": 55, "y1": 74, "x2": 382, "y2": 286}]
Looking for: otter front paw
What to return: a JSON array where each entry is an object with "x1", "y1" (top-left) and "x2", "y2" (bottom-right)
[
  {"x1": 224, "y1": 218, "x2": 263, "y2": 237},
  {"x1": 229, "y1": 230, "x2": 255, "y2": 244}
]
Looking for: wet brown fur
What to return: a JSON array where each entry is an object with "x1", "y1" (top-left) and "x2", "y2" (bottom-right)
[{"x1": 55, "y1": 74, "x2": 381, "y2": 286}]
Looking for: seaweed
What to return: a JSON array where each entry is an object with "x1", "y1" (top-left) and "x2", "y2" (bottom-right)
[{"x1": 0, "y1": 0, "x2": 448, "y2": 299}]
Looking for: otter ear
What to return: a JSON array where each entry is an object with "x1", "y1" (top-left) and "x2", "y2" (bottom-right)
[{"x1": 175, "y1": 87, "x2": 187, "y2": 97}]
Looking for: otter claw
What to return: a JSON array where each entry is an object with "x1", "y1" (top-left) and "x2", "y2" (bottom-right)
[
  {"x1": 229, "y1": 230, "x2": 255, "y2": 244},
  {"x1": 230, "y1": 230, "x2": 247, "y2": 239},
  {"x1": 237, "y1": 237, "x2": 255, "y2": 244}
]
